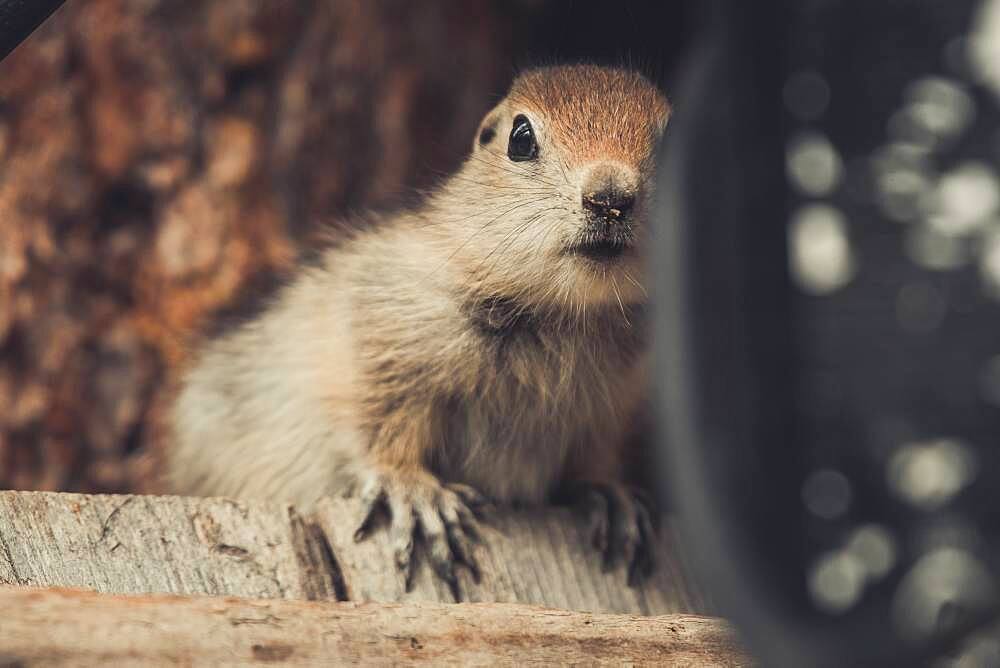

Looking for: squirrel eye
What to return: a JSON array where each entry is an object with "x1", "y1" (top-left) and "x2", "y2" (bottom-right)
[{"x1": 508, "y1": 115, "x2": 538, "y2": 162}]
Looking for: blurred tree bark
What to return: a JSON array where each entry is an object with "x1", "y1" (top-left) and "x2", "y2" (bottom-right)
[{"x1": 0, "y1": 0, "x2": 521, "y2": 494}]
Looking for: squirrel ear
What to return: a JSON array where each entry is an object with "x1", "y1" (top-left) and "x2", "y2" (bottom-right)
[
  {"x1": 475, "y1": 105, "x2": 504, "y2": 151},
  {"x1": 478, "y1": 124, "x2": 497, "y2": 147}
]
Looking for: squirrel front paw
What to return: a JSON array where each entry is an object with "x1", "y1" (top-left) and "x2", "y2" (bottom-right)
[
  {"x1": 570, "y1": 482, "x2": 659, "y2": 587},
  {"x1": 352, "y1": 467, "x2": 490, "y2": 596}
]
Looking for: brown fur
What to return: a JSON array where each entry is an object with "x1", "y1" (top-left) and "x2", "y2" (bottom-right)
[
  {"x1": 509, "y1": 66, "x2": 670, "y2": 168},
  {"x1": 166, "y1": 65, "x2": 670, "y2": 583}
]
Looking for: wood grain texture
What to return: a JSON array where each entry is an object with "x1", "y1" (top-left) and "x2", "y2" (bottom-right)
[
  {"x1": 315, "y1": 496, "x2": 709, "y2": 615},
  {"x1": 0, "y1": 586, "x2": 751, "y2": 667},
  {"x1": 0, "y1": 491, "x2": 315, "y2": 600},
  {"x1": 0, "y1": 491, "x2": 709, "y2": 616}
]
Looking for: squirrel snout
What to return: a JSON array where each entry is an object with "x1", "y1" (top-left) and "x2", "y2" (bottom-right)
[
  {"x1": 581, "y1": 163, "x2": 638, "y2": 222},
  {"x1": 583, "y1": 189, "x2": 635, "y2": 220}
]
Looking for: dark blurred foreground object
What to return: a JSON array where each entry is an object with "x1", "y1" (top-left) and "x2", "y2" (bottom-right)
[
  {"x1": 0, "y1": 0, "x2": 64, "y2": 61},
  {"x1": 657, "y1": 1, "x2": 1000, "y2": 666}
]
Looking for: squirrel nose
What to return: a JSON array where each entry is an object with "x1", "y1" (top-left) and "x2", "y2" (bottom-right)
[
  {"x1": 583, "y1": 188, "x2": 635, "y2": 220},
  {"x1": 581, "y1": 162, "x2": 638, "y2": 221}
]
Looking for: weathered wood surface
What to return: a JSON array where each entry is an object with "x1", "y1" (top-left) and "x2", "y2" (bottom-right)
[
  {"x1": 0, "y1": 586, "x2": 750, "y2": 667},
  {"x1": 0, "y1": 491, "x2": 707, "y2": 616},
  {"x1": 317, "y1": 496, "x2": 706, "y2": 615},
  {"x1": 0, "y1": 492, "x2": 323, "y2": 600}
]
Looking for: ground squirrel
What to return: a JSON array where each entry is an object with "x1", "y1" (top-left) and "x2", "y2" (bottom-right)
[{"x1": 167, "y1": 64, "x2": 671, "y2": 591}]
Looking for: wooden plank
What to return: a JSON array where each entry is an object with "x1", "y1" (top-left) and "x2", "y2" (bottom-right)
[
  {"x1": 0, "y1": 586, "x2": 751, "y2": 667},
  {"x1": 0, "y1": 491, "x2": 328, "y2": 600},
  {"x1": 0, "y1": 491, "x2": 708, "y2": 616},
  {"x1": 316, "y1": 496, "x2": 709, "y2": 615}
]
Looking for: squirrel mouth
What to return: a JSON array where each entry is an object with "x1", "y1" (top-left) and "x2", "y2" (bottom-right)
[{"x1": 567, "y1": 233, "x2": 633, "y2": 262}]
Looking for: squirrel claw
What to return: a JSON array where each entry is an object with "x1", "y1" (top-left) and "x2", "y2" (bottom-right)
[
  {"x1": 571, "y1": 482, "x2": 658, "y2": 587},
  {"x1": 352, "y1": 468, "x2": 486, "y2": 598}
]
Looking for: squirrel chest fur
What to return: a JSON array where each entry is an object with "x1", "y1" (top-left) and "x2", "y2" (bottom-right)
[{"x1": 168, "y1": 64, "x2": 670, "y2": 589}]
